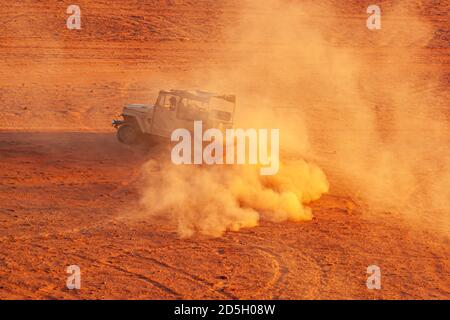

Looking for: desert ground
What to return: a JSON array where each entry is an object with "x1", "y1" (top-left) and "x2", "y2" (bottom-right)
[{"x1": 0, "y1": 0, "x2": 449, "y2": 299}]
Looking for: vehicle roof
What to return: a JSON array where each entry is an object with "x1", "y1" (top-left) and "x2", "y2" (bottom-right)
[{"x1": 160, "y1": 89, "x2": 235, "y2": 103}]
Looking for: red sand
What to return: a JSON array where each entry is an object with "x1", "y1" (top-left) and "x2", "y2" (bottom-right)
[{"x1": 0, "y1": 1, "x2": 448, "y2": 299}]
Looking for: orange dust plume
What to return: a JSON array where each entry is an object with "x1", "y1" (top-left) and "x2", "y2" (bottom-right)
[{"x1": 139, "y1": 158, "x2": 329, "y2": 238}]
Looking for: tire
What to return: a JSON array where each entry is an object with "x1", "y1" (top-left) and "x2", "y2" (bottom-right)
[{"x1": 117, "y1": 124, "x2": 140, "y2": 145}]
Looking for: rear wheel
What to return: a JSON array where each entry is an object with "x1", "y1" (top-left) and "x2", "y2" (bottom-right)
[{"x1": 117, "y1": 124, "x2": 140, "y2": 145}]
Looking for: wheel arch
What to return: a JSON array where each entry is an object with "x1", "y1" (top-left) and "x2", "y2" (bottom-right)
[{"x1": 123, "y1": 115, "x2": 144, "y2": 133}]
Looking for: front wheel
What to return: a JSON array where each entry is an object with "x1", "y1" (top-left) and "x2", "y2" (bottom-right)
[{"x1": 117, "y1": 124, "x2": 140, "y2": 145}]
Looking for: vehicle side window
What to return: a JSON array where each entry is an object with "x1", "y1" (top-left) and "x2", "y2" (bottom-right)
[
  {"x1": 162, "y1": 95, "x2": 178, "y2": 111},
  {"x1": 177, "y1": 99, "x2": 208, "y2": 121},
  {"x1": 187, "y1": 99, "x2": 207, "y2": 111}
]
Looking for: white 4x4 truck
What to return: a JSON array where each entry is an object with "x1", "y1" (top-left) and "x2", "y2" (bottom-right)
[{"x1": 112, "y1": 89, "x2": 236, "y2": 144}]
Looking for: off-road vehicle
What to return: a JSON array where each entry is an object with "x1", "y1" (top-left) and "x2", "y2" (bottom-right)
[{"x1": 112, "y1": 89, "x2": 236, "y2": 145}]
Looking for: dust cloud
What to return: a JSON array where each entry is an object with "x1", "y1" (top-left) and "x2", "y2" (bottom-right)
[
  {"x1": 140, "y1": 157, "x2": 329, "y2": 237},
  {"x1": 139, "y1": 0, "x2": 449, "y2": 236}
]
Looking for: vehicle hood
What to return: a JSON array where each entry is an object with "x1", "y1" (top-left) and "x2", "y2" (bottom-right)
[{"x1": 123, "y1": 104, "x2": 153, "y2": 112}]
